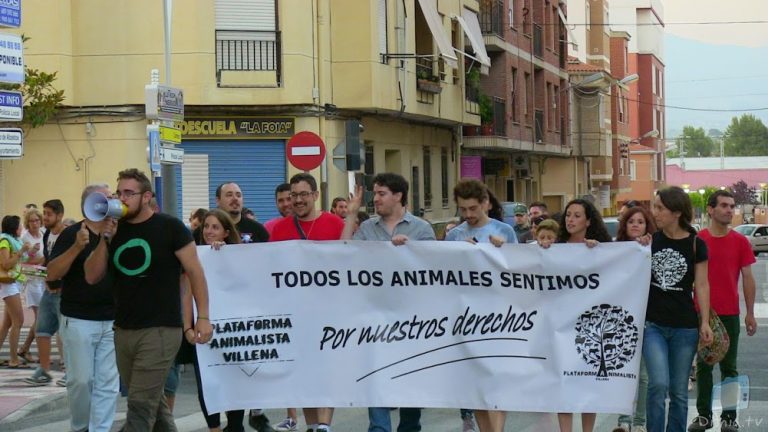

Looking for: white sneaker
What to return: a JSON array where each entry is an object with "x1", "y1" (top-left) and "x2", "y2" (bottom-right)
[
  {"x1": 274, "y1": 417, "x2": 298, "y2": 431},
  {"x1": 633, "y1": 426, "x2": 647, "y2": 432}
]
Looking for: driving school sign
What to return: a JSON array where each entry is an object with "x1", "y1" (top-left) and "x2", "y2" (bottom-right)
[
  {"x1": 177, "y1": 117, "x2": 295, "y2": 140},
  {"x1": 196, "y1": 241, "x2": 651, "y2": 415}
]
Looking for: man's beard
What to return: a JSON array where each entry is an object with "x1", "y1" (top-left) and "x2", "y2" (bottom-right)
[{"x1": 124, "y1": 202, "x2": 143, "y2": 221}]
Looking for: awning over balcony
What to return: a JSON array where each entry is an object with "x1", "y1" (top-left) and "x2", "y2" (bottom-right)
[
  {"x1": 557, "y1": 6, "x2": 578, "y2": 52},
  {"x1": 455, "y1": 8, "x2": 491, "y2": 74},
  {"x1": 417, "y1": 0, "x2": 458, "y2": 69}
]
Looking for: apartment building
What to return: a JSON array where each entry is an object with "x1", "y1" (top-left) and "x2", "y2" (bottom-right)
[
  {"x1": 460, "y1": 0, "x2": 571, "y2": 210},
  {"x1": 2, "y1": 0, "x2": 490, "y2": 223},
  {"x1": 613, "y1": 0, "x2": 666, "y2": 207}
]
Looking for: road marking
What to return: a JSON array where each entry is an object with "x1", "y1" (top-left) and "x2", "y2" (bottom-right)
[{"x1": 754, "y1": 303, "x2": 768, "y2": 319}]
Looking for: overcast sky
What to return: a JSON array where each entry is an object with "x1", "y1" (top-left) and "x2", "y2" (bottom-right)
[{"x1": 664, "y1": 0, "x2": 768, "y2": 47}]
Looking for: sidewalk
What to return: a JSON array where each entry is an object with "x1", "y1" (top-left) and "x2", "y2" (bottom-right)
[
  {"x1": 0, "y1": 280, "x2": 67, "y2": 424},
  {"x1": 0, "y1": 366, "x2": 67, "y2": 424}
]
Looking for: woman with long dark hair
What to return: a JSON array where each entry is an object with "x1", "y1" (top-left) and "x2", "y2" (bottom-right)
[
  {"x1": 558, "y1": 198, "x2": 612, "y2": 244},
  {"x1": 645, "y1": 187, "x2": 712, "y2": 432},
  {"x1": 184, "y1": 209, "x2": 243, "y2": 432},
  {"x1": 556, "y1": 199, "x2": 611, "y2": 432}
]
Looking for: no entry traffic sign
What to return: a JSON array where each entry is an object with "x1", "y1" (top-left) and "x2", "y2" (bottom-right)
[{"x1": 286, "y1": 131, "x2": 326, "y2": 171}]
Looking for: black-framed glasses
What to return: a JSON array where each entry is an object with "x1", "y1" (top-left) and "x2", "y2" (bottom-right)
[
  {"x1": 116, "y1": 190, "x2": 144, "y2": 199},
  {"x1": 290, "y1": 191, "x2": 315, "y2": 199}
]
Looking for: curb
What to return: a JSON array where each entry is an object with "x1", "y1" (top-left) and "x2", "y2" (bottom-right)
[{"x1": 0, "y1": 392, "x2": 69, "y2": 430}]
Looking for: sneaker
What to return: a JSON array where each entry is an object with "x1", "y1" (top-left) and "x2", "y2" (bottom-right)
[
  {"x1": 720, "y1": 419, "x2": 740, "y2": 432},
  {"x1": 23, "y1": 367, "x2": 52, "y2": 386},
  {"x1": 249, "y1": 411, "x2": 275, "y2": 432},
  {"x1": 633, "y1": 427, "x2": 647, "y2": 432},
  {"x1": 56, "y1": 374, "x2": 67, "y2": 387},
  {"x1": 688, "y1": 416, "x2": 714, "y2": 431},
  {"x1": 274, "y1": 418, "x2": 298, "y2": 432},
  {"x1": 462, "y1": 416, "x2": 477, "y2": 432},
  {"x1": 612, "y1": 423, "x2": 631, "y2": 432}
]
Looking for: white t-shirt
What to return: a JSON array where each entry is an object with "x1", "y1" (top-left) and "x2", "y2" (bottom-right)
[{"x1": 21, "y1": 231, "x2": 46, "y2": 290}]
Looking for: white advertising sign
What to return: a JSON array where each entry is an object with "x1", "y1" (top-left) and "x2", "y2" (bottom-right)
[
  {"x1": 0, "y1": 32, "x2": 23, "y2": 83},
  {"x1": 0, "y1": 127, "x2": 22, "y2": 158},
  {"x1": 196, "y1": 241, "x2": 651, "y2": 416}
]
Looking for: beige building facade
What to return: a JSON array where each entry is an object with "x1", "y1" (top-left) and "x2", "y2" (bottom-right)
[{"x1": 2, "y1": 0, "x2": 484, "y2": 223}]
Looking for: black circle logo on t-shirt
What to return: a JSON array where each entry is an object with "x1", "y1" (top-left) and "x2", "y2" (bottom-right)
[
  {"x1": 113, "y1": 238, "x2": 152, "y2": 276},
  {"x1": 574, "y1": 304, "x2": 638, "y2": 378}
]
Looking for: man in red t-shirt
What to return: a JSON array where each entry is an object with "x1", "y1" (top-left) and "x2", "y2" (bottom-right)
[
  {"x1": 269, "y1": 173, "x2": 342, "y2": 432},
  {"x1": 689, "y1": 190, "x2": 757, "y2": 432}
]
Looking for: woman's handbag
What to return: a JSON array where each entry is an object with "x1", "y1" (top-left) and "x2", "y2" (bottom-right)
[
  {"x1": 697, "y1": 309, "x2": 730, "y2": 366},
  {"x1": 0, "y1": 267, "x2": 15, "y2": 284}
]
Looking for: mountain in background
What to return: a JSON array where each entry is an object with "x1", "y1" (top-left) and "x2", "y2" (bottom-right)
[{"x1": 664, "y1": 34, "x2": 768, "y2": 135}]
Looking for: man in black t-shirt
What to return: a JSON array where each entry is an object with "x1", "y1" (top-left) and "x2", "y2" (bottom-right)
[
  {"x1": 192, "y1": 182, "x2": 269, "y2": 245},
  {"x1": 85, "y1": 169, "x2": 212, "y2": 432},
  {"x1": 47, "y1": 184, "x2": 119, "y2": 432}
]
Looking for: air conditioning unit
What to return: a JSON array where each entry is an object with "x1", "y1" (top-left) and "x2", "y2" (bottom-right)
[{"x1": 512, "y1": 155, "x2": 530, "y2": 170}]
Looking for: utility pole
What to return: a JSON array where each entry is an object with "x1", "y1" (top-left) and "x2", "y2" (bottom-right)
[{"x1": 160, "y1": 0, "x2": 177, "y2": 214}]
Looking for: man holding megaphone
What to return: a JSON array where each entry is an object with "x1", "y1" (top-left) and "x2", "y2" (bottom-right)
[
  {"x1": 46, "y1": 183, "x2": 120, "y2": 432},
  {"x1": 84, "y1": 168, "x2": 212, "y2": 432}
]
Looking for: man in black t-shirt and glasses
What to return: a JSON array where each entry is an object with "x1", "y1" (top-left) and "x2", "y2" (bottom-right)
[
  {"x1": 47, "y1": 183, "x2": 119, "y2": 432},
  {"x1": 85, "y1": 168, "x2": 213, "y2": 432}
]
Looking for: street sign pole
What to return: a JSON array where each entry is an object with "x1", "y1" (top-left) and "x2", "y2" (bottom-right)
[{"x1": 160, "y1": 0, "x2": 177, "y2": 215}]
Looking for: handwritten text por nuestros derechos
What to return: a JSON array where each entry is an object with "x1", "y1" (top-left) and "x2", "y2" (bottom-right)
[{"x1": 319, "y1": 305, "x2": 537, "y2": 351}]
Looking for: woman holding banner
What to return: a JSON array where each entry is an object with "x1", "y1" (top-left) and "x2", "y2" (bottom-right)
[
  {"x1": 644, "y1": 187, "x2": 712, "y2": 432},
  {"x1": 555, "y1": 199, "x2": 611, "y2": 432},
  {"x1": 184, "y1": 209, "x2": 243, "y2": 432},
  {"x1": 612, "y1": 206, "x2": 655, "y2": 432}
]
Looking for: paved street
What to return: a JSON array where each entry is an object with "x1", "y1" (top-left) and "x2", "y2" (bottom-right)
[{"x1": 1, "y1": 255, "x2": 767, "y2": 431}]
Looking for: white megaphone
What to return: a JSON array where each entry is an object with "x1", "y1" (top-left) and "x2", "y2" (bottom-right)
[{"x1": 84, "y1": 192, "x2": 128, "y2": 221}]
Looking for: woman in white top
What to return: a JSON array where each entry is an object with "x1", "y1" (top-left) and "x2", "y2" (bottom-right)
[{"x1": 18, "y1": 209, "x2": 46, "y2": 363}]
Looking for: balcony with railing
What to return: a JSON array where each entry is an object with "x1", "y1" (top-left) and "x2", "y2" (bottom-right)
[
  {"x1": 416, "y1": 57, "x2": 443, "y2": 104},
  {"x1": 479, "y1": 0, "x2": 505, "y2": 51},
  {"x1": 216, "y1": 30, "x2": 281, "y2": 87}
]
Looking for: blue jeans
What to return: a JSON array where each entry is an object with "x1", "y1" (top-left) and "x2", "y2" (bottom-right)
[
  {"x1": 60, "y1": 316, "x2": 119, "y2": 432},
  {"x1": 643, "y1": 322, "x2": 698, "y2": 432},
  {"x1": 36, "y1": 290, "x2": 60, "y2": 336},
  {"x1": 368, "y1": 407, "x2": 421, "y2": 432}
]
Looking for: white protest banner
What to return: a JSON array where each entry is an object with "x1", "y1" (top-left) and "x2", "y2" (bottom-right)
[{"x1": 196, "y1": 240, "x2": 651, "y2": 415}]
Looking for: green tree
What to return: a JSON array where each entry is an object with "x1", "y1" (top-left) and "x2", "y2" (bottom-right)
[
  {"x1": 677, "y1": 126, "x2": 715, "y2": 157},
  {"x1": 0, "y1": 36, "x2": 65, "y2": 129},
  {"x1": 723, "y1": 114, "x2": 768, "y2": 156}
]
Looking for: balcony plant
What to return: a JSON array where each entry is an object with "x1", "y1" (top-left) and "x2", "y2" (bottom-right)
[
  {"x1": 479, "y1": 94, "x2": 495, "y2": 135},
  {"x1": 417, "y1": 69, "x2": 442, "y2": 94}
]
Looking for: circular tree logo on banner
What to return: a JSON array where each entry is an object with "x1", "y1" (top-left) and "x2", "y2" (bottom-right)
[{"x1": 574, "y1": 304, "x2": 638, "y2": 379}]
